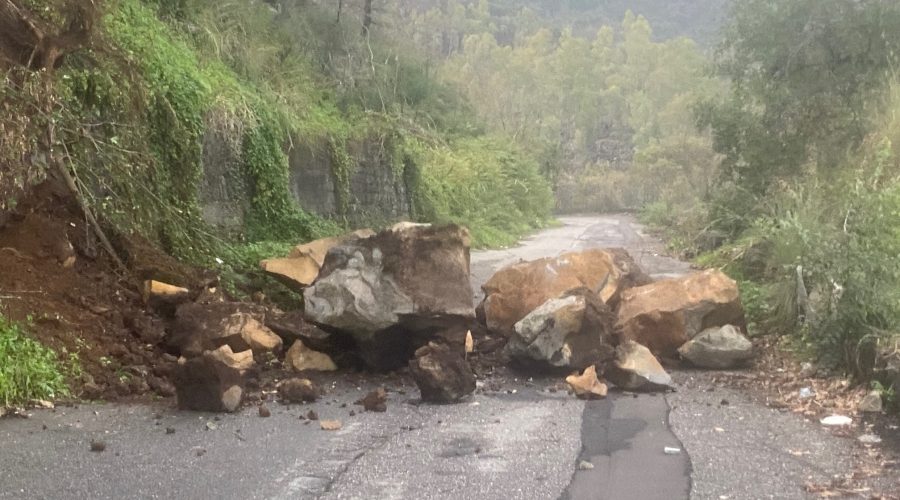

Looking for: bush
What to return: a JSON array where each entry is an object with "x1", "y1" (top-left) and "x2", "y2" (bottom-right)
[{"x1": 0, "y1": 316, "x2": 69, "y2": 406}]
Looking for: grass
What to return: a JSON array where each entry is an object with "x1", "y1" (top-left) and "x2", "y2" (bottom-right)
[{"x1": 0, "y1": 315, "x2": 69, "y2": 406}]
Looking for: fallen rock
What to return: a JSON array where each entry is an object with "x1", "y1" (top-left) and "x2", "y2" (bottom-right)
[
  {"x1": 677, "y1": 325, "x2": 754, "y2": 369},
  {"x1": 617, "y1": 270, "x2": 745, "y2": 359},
  {"x1": 409, "y1": 342, "x2": 476, "y2": 403},
  {"x1": 479, "y1": 248, "x2": 651, "y2": 337},
  {"x1": 565, "y1": 365, "x2": 608, "y2": 399},
  {"x1": 505, "y1": 287, "x2": 617, "y2": 371},
  {"x1": 356, "y1": 387, "x2": 387, "y2": 412},
  {"x1": 143, "y1": 280, "x2": 190, "y2": 304},
  {"x1": 260, "y1": 229, "x2": 375, "y2": 291},
  {"x1": 284, "y1": 340, "x2": 337, "y2": 372},
  {"x1": 606, "y1": 341, "x2": 673, "y2": 392},
  {"x1": 167, "y1": 302, "x2": 277, "y2": 358},
  {"x1": 258, "y1": 404, "x2": 271, "y2": 418},
  {"x1": 89, "y1": 439, "x2": 106, "y2": 453},
  {"x1": 320, "y1": 420, "x2": 342, "y2": 431},
  {"x1": 278, "y1": 378, "x2": 319, "y2": 403},
  {"x1": 174, "y1": 345, "x2": 254, "y2": 412},
  {"x1": 266, "y1": 309, "x2": 345, "y2": 355},
  {"x1": 238, "y1": 316, "x2": 283, "y2": 354},
  {"x1": 304, "y1": 223, "x2": 475, "y2": 369},
  {"x1": 858, "y1": 391, "x2": 883, "y2": 413}
]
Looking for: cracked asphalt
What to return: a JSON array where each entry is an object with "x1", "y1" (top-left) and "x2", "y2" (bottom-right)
[{"x1": 1, "y1": 215, "x2": 892, "y2": 499}]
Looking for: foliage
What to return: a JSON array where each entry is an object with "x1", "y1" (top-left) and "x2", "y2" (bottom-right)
[
  {"x1": 0, "y1": 316, "x2": 69, "y2": 406},
  {"x1": 409, "y1": 136, "x2": 553, "y2": 247}
]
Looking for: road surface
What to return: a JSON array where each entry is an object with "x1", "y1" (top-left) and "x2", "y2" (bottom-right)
[{"x1": 0, "y1": 215, "x2": 884, "y2": 499}]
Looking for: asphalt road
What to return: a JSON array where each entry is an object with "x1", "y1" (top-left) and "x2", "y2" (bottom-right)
[{"x1": 0, "y1": 215, "x2": 890, "y2": 499}]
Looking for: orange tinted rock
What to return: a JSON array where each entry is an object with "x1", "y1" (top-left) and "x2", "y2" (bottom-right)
[
  {"x1": 616, "y1": 270, "x2": 745, "y2": 359},
  {"x1": 480, "y1": 248, "x2": 650, "y2": 336},
  {"x1": 260, "y1": 229, "x2": 375, "y2": 291}
]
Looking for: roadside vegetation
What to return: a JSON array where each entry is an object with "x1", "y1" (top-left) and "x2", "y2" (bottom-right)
[
  {"x1": 0, "y1": 315, "x2": 69, "y2": 406},
  {"x1": 640, "y1": 0, "x2": 900, "y2": 387}
]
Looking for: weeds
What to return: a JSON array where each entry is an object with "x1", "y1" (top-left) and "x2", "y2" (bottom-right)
[{"x1": 0, "y1": 316, "x2": 69, "y2": 406}]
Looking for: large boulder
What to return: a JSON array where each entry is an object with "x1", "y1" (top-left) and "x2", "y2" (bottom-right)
[
  {"x1": 260, "y1": 229, "x2": 375, "y2": 291},
  {"x1": 304, "y1": 223, "x2": 475, "y2": 369},
  {"x1": 616, "y1": 270, "x2": 745, "y2": 359},
  {"x1": 606, "y1": 341, "x2": 673, "y2": 392},
  {"x1": 174, "y1": 345, "x2": 254, "y2": 412},
  {"x1": 409, "y1": 342, "x2": 476, "y2": 403},
  {"x1": 479, "y1": 248, "x2": 651, "y2": 337},
  {"x1": 167, "y1": 302, "x2": 280, "y2": 358},
  {"x1": 505, "y1": 287, "x2": 617, "y2": 371},
  {"x1": 678, "y1": 325, "x2": 754, "y2": 369}
]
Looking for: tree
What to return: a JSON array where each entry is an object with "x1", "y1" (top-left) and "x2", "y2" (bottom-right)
[{"x1": 699, "y1": 0, "x2": 900, "y2": 194}]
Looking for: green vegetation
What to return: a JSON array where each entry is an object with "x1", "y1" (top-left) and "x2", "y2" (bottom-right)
[
  {"x1": 645, "y1": 0, "x2": 900, "y2": 378},
  {"x1": 0, "y1": 316, "x2": 69, "y2": 406}
]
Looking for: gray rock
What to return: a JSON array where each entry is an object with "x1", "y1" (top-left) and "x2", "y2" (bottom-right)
[
  {"x1": 505, "y1": 287, "x2": 617, "y2": 371},
  {"x1": 677, "y1": 325, "x2": 754, "y2": 369},
  {"x1": 304, "y1": 223, "x2": 475, "y2": 369},
  {"x1": 607, "y1": 341, "x2": 674, "y2": 392}
]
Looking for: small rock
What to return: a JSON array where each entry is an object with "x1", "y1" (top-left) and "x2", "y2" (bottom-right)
[
  {"x1": 798, "y1": 387, "x2": 815, "y2": 399},
  {"x1": 192, "y1": 446, "x2": 207, "y2": 457},
  {"x1": 205, "y1": 421, "x2": 218, "y2": 431},
  {"x1": 799, "y1": 362, "x2": 817, "y2": 378},
  {"x1": 356, "y1": 387, "x2": 387, "y2": 412},
  {"x1": 89, "y1": 440, "x2": 106, "y2": 452},
  {"x1": 258, "y1": 405, "x2": 271, "y2": 418},
  {"x1": 663, "y1": 447, "x2": 681, "y2": 455},
  {"x1": 349, "y1": 410, "x2": 356, "y2": 416},
  {"x1": 278, "y1": 378, "x2": 319, "y2": 403},
  {"x1": 577, "y1": 460, "x2": 594, "y2": 470},
  {"x1": 409, "y1": 342, "x2": 476, "y2": 403},
  {"x1": 607, "y1": 341, "x2": 673, "y2": 391},
  {"x1": 858, "y1": 391, "x2": 883, "y2": 413},
  {"x1": 306, "y1": 410, "x2": 319, "y2": 421},
  {"x1": 284, "y1": 340, "x2": 337, "y2": 372},
  {"x1": 166, "y1": 427, "x2": 176, "y2": 434},
  {"x1": 565, "y1": 365, "x2": 608, "y2": 400},
  {"x1": 320, "y1": 419, "x2": 342, "y2": 431}
]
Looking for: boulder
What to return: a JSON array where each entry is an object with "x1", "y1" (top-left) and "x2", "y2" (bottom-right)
[
  {"x1": 304, "y1": 223, "x2": 475, "y2": 369},
  {"x1": 678, "y1": 325, "x2": 754, "y2": 369},
  {"x1": 479, "y1": 248, "x2": 651, "y2": 337},
  {"x1": 505, "y1": 287, "x2": 617, "y2": 371},
  {"x1": 616, "y1": 270, "x2": 745, "y2": 359},
  {"x1": 606, "y1": 341, "x2": 673, "y2": 392},
  {"x1": 174, "y1": 345, "x2": 254, "y2": 412},
  {"x1": 409, "y1": 342, "x2": 476, "y2": 403},
  {"x1": 260, "y1": 230, "x2": 375, "y2": 291},
  {"x1": 284, "y1": 340, "x2": 337, "y2": 372},
  {"x1": 167, "y1": 302, "x2": 270, "y2": 358},
  {"x1": 278, "y1": 378, "x2": 319, "y2": 403},
  {"x1": 566, "y1": 365, "x2": 608, "y2": 399}
]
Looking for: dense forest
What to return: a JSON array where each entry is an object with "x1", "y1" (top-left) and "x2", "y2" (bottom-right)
[{"x1": 1, "y1": 0, "x2": 899, "y2": 404}]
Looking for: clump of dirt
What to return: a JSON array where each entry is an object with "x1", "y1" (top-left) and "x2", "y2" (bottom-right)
[{"x1": 0, "y1": 179, "x2": 192, "y2": 401}]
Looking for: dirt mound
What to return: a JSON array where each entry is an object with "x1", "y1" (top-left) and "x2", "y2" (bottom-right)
[{"x1": 0, "y1": 180, "x2": 188, "y2": 401}]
